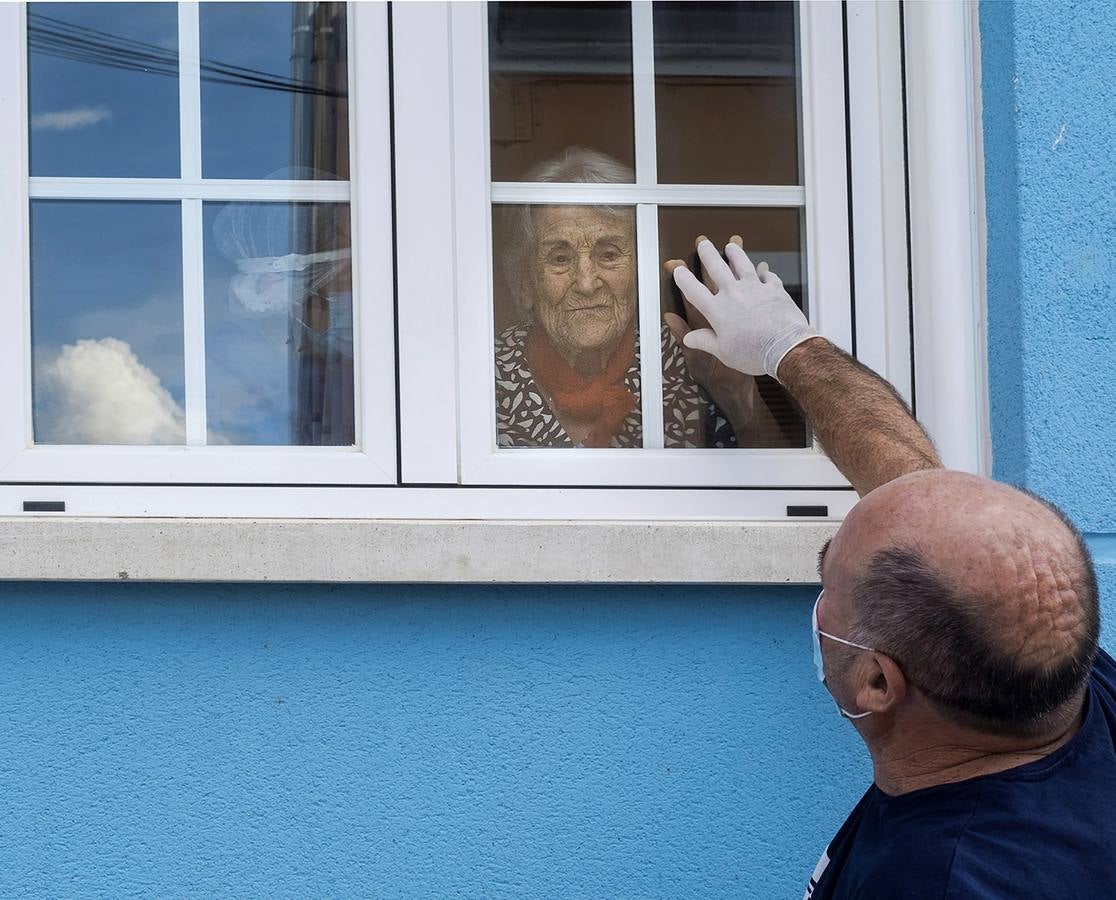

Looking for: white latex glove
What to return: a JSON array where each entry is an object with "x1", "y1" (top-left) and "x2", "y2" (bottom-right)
[{"x1": 672, "y1": 239, "x2": 818, "y2": 380}]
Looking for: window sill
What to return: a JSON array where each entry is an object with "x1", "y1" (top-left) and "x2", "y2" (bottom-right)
[{"x1": 0, "y1": 518, "x2": 835, "y2": 584}]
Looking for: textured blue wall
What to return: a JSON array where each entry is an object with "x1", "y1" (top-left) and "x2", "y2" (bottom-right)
[
  {"x1": 0, "y1": 583, "x2": 867, "y2": 898},
  {"x1": 981, "y1": 0, "x2": 1116, "y2": 642},
  {"x1": 981, "y1": 0, "x2": 1116, "y2": 527},
  {"x1": 1, "y1": 2, "x2": 1113, "y2": 897}
]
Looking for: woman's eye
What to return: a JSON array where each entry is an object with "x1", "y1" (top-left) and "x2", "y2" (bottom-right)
[
  {"x1": 548, "y1": 254, "x2": 571, "y2": 267},
  {"x1": 596, "y1": 247, "x2": 621, "y2": 264}
]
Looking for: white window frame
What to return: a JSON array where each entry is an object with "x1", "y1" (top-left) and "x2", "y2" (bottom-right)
[
  {"x1": 0, "y1": 1, "x2": 397, "y2": 486},
  {"x1": 0, "y1": 1, "x2": 989, "y2": 567},
  {"x1": 397, "y1": 0, "x2": 862, "y2": 490}
]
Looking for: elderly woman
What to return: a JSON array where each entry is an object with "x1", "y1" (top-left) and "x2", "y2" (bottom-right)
[{"x1": 495, "y1": 147, "x2": 784, "y2": 449}]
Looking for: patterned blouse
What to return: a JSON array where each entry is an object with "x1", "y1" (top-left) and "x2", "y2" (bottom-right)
[{"x1": 494, "y1": 322, "x2": 736, "y2": 449}]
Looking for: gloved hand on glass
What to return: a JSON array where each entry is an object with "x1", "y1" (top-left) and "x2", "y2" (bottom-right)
[{"x1": 665, "y1": 237, "x2": 818, "y2": 382}]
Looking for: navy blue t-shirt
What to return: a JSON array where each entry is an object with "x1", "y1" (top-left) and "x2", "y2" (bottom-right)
[{"x1": 806, "y1": 649, "x2": 1116, "y2": 899}]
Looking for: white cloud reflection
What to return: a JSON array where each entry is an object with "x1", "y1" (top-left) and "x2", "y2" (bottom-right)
[
  {"x1": 31, "y1": 105, "x2": 112, "y2": 132},
  {"x1": 36, "y1": 337, "x2": 186, "y2": 444}
]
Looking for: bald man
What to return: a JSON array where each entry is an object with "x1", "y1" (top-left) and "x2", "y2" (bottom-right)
[{"x1": 668, "y1": 240, "x2": 1115, "y2": 899}]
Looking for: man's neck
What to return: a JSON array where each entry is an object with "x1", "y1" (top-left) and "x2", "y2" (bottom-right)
[{"x1": 867, "y1": 698, "x2": 1086, "y2": 796}]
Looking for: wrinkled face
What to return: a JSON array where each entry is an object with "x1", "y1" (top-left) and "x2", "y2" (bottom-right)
[{"x1": 525, "y1": 206, "x2": 636, "y2": 362}]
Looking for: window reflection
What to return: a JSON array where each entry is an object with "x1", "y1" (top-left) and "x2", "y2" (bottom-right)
[
  {"x1": 27, "y1": 2, "x2": 349, "y2": 180},
  {"x1": 204, "y1": 201, "x2": 354, "y2": 446},
  {"x1": 28, "y1": 2, "x2": 180, "y2": 177},
  {"x1": 201, "y1": 2, "x2": 349, "y2": 180},
  {"x1": 30, "y1": 201, "x2": 185, "y2": 444}
]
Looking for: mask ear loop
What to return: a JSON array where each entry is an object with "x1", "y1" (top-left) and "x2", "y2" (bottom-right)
[
  {"x1": 813, "y1": 589, "x2": 876, "y2": 719},
  {"x1": 231, "y1": 248, "x2": 351, "y2": 315},
  {"x1": 837, "y1": 703, "x2": 874, "y2": 720},
  {"x1": 235, "y1": 248, "x2": 352, "y2": 274}
]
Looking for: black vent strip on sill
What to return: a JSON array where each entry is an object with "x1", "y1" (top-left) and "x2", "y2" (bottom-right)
[
  {"x1": 23, "y1": 500, "x2": 65, "y2": 513},
  {"x1": 786, "y1": 505, "x2": 828, "y2": 518}
]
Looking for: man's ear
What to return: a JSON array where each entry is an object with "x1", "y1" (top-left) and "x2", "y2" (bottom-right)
[{"x1": 856, "y1": 653, "x2": 907, "y2": 715}]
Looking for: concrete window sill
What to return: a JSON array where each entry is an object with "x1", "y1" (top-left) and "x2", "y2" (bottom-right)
[{"x1": 0, "y1": 518, "x2": 835, "y2": 584}]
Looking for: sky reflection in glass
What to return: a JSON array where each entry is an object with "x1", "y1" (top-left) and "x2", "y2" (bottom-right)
[
  {"x1": 26, "y1": 2, "x2": 355, "y2": 448},
  {"x1": 30, "y1": 201, "x2": 185, "y2": 444},
  {"x1": 200, "y1": 2, "x2": 349, "y2": 180},
  {"x1": 28, "y1": 2, "x2": 180, "y2": 177}
]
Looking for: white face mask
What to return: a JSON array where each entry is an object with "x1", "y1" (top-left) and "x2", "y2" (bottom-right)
[
  {"x1": 812, "y1": 589, "x2": 875, "y2": 720},
  {"x1": 231, "y1": 249, "x2": 353, "y2": 314}
]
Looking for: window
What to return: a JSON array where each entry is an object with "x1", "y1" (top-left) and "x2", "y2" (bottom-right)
[
  {"x1": 0, "y1": 0, "x2": 987, "y2": 531},
  {"x1": 435, "y1": 0, "x2": 856, "y2": 487},
  {"x1": 2, "y1": 1, "x2": 395, "y2": 485}
]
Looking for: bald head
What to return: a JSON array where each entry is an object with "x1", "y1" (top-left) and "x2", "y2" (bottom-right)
[{"x1": 824, "y1": 471, "x2": 1099, "y2": 736}]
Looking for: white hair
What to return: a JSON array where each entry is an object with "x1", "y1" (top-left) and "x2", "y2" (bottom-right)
[{"x1": 500, "y1": 147, "x2": 635, "y2": 310}]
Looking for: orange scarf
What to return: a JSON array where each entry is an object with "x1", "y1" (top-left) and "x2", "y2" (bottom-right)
[{"x1": 526, "y1": 323, "x2": 638, "y2": 448}]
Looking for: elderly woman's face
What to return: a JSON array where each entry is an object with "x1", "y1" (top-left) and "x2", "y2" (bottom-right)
[{"x1": 527, "y1": 206, "x2": 636, "y2": 361}]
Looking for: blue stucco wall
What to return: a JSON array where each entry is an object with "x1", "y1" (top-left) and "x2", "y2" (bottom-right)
[
  {"x1": 0, "y1": 583, "x2": 866, "y2": 898},
  {"x1": 980, "y1": 0, "x2": 1116, "y2": 643},
  {"x1": 0, "y1": 2, "x2": 1113, "y2": 897}
]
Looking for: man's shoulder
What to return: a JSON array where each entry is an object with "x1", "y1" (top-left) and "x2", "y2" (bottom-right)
[
  {"x1": 818, "y1": 827, "x2": 962, "y2": 900},
  {"x1": 944, "y1": 803, "x2": 1116, "y2": 897},
  {"x1": 942, "y1": 728, "x2": 1116, "y2": 896},
  {"x1": 818, "y1": 761, "x2": 1115, "y2": 898},
  {"x1": 813, "y1": 788, "x2": 974, "y2": 899}
]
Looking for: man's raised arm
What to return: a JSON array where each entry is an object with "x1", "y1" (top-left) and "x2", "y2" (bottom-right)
[
  {"x1": 775, "y1": 338, "x2": 941, "y2": 496},
  {"x1": 667, "y1": 239, "x2": 941, "y2": 496}
]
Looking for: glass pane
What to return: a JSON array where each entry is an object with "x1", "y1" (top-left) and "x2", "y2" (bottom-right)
[
  {"x1": 489, "y1": 2, "x2": 634, "y2": 182},
  {"x1": 659, "y1": 207, "x2": 808, "y2": 448},
  {"x1": 27, "y1": 2, "x2": 180, "y2": 177},
  {"x1": 654, "y1": 1, "x2": 800, "y2": 185},
  {"x1": 200, "y1": 2, "x2": 349, "y2": 180},
  {"x1": 493, "y1": 202, "x2": 641, "y2": 448},
  {"x1": 203, "y1": 201, "x2": 354, "y2": 446},
  {"x1": 30, "y1": 201, "x2": 185, "y2": 444}
]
